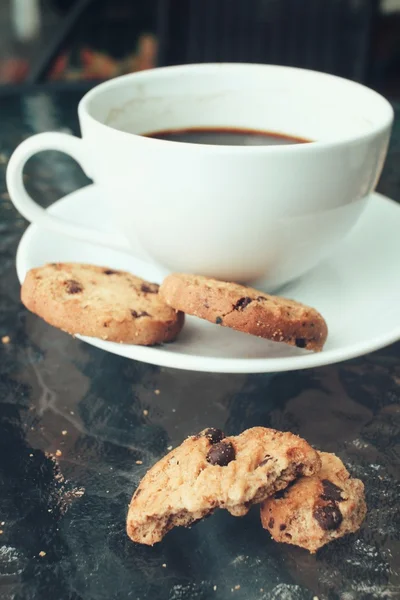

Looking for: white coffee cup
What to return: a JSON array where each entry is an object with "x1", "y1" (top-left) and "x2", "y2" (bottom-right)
[{"x1": 6, "y1": 63, "x2": 393, "y2": 288}]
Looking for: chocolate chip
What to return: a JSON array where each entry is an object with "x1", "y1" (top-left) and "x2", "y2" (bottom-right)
[
  {"x1": 321, "y1": 479, "x2": 344, "y2": 502},
  {"x1": 279, "y1": 524, "x2": 287, "y2": 531},
  {"x1": 65, "y1": 279, "x2": 83, "y2": 294},
  {"x1": 131, "y1": 310, "x2": 150, "y2": 318},
  {"x1": 141, "y1": 283, "x2": 159, "y2": 294},
  {"x1": 258, "y1": 455, "x2": 272, "y2": 467},
  {"x1": 206, "y1": 441, "x2": 236, "y2": 466},
  {"x1": 268, "y1": 518, "x2": 274, "y2": 528},
  {"x1": 313, "y1": 503, "x2": 343, "y2": 530},
  {"x1": 203, "y1": 428, "x2": 225, "y2": 444},
  {"x1": 215, "y1": 316, "x2": 223, "y2": 324},
  {"x1": 295, "y1": 338, "x2": 307, "y2": 348},
  {"x1": 103, "y1": 269, "x2": 118, "y2": 275},
  {"x1": 234, "y1": 296, "x2": 252, "y2": 310}
]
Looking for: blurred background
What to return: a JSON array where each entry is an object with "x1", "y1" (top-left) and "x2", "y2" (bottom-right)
[{"x1": 0, "y1": 0, "x2": 398, "y2": 95}]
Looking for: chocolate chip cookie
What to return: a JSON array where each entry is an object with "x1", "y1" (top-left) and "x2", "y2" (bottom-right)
[
  {"x1": 159, "y1": 274, "x2": 328, "y2": 352},
  {"x1": 21, "y1": 263, "x2": 184, "y2": 345},
  {"x1": 260, "y1": 451, "x2": 366, "y2": 553},
  {"x1": 127, "y1": 427, "x2": 321, "y2": 545}
]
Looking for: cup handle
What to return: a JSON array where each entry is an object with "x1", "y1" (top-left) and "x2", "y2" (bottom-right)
[{"x1": 6, "y1": 132, "x2": 131, "y2": 253}]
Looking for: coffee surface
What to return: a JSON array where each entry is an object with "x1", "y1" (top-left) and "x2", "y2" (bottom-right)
[{"x1": 145, "y1": 127, "x2": 310, "y2": 146}]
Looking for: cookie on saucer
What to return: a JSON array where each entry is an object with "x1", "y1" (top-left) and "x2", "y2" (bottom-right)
[
  {"x1": 159, "y1": 274, "x2": 328, "y2": 352},
  {"x1": 260, "y1": 451, "x2": 367, "y2": 553},
  {"x1": 21, "y1": 263, "x2": 184, "y2": 345},
  {"x1": 127, "y1": 426, "x2": 321, "y2": 545}
]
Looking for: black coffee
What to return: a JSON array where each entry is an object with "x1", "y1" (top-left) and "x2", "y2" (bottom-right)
[{"x1": 145, "y1": 127, "x2": 310, "y2": 146}]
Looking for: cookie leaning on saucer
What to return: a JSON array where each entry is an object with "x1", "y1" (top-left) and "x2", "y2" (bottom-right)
[
  {"x1": 159, "y1": 274, "x2": 328, "y2": 352},
  {"x1": 260, "y1": 451, "x2": 367, "y2": 553},
  {"x1": 21, "y1": 263, "x2": 184, "y2": 345}
]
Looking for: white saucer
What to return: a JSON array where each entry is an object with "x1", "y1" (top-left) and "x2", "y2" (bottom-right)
[{"x1": 16, "y1": 185, "x2": 400, "y2": 373}]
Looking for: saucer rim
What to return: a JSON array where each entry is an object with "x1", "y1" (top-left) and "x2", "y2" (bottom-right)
[{"x1": 15, "y1": 185, "x2": 400, "y2": 373}]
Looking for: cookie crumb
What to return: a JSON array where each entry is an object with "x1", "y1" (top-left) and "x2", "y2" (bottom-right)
[
  {"x1": 313, "y1": 597, "x2": 319, "y2": 600},
  {"x1": 29, "y1": 453, "x2": 33, "y2": 457},
  {"x1": 1, "y1": 522, "x2": 5, "y2": 526},
  {"x1": 61, "y1": 430, "x2": 67, "y2": 436},
  {"x1": 172, "y1": 408, "x2": 176, "y2": 413},
  {"x1": 167, "y1": 445, "x2": 173, "y2": 451},
  {"x1": 1, "y1": 336, "x2": 10, "y2": 344},
  {"x1": 234, "y1": 585, "x2": 240, "y2": 590},
  {"x1": 0, "y1": 530, "x2": 3, "y2": 535},
  {"x1": 213, "y1": 585, "x2": 217, "y2": 591},
  {"x1": 162, "y1": 563, "x2": 167, "y2": 568},
  {"x1": 143, "y1": 409, "x2": 149, "y2": 416},
  {"x1": 154, "y1": 389, "x2": 160, "y2": 395},
  {"x1": 55, "y1": 449, "x2": 62, "y2": 457},
  {"x1": 38, "y1": 551, "x2": 46, "y2": 557},
  {"x1": 136, "y1": 460, "x2": 143, "y2": 465},
  {"x1": 70, "y1": 411, "x2": 75, "y2": 415}
]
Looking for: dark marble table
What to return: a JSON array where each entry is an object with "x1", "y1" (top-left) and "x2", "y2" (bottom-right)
[{"x1": 0, "y1": 87, "x2": 399, "y2": 600}]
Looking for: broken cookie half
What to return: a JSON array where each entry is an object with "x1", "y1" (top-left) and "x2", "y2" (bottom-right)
[
  {"x1": 126, "y1": 427, "x2": 321, "y2": 545},
  {"x1": 260, "y1": 451, "x2": 367, "y2": 553}
]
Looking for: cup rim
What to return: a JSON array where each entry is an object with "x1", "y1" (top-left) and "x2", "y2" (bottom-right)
[{"x1": 79, "y1": 63, "x2": 394, "y2": 154}]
